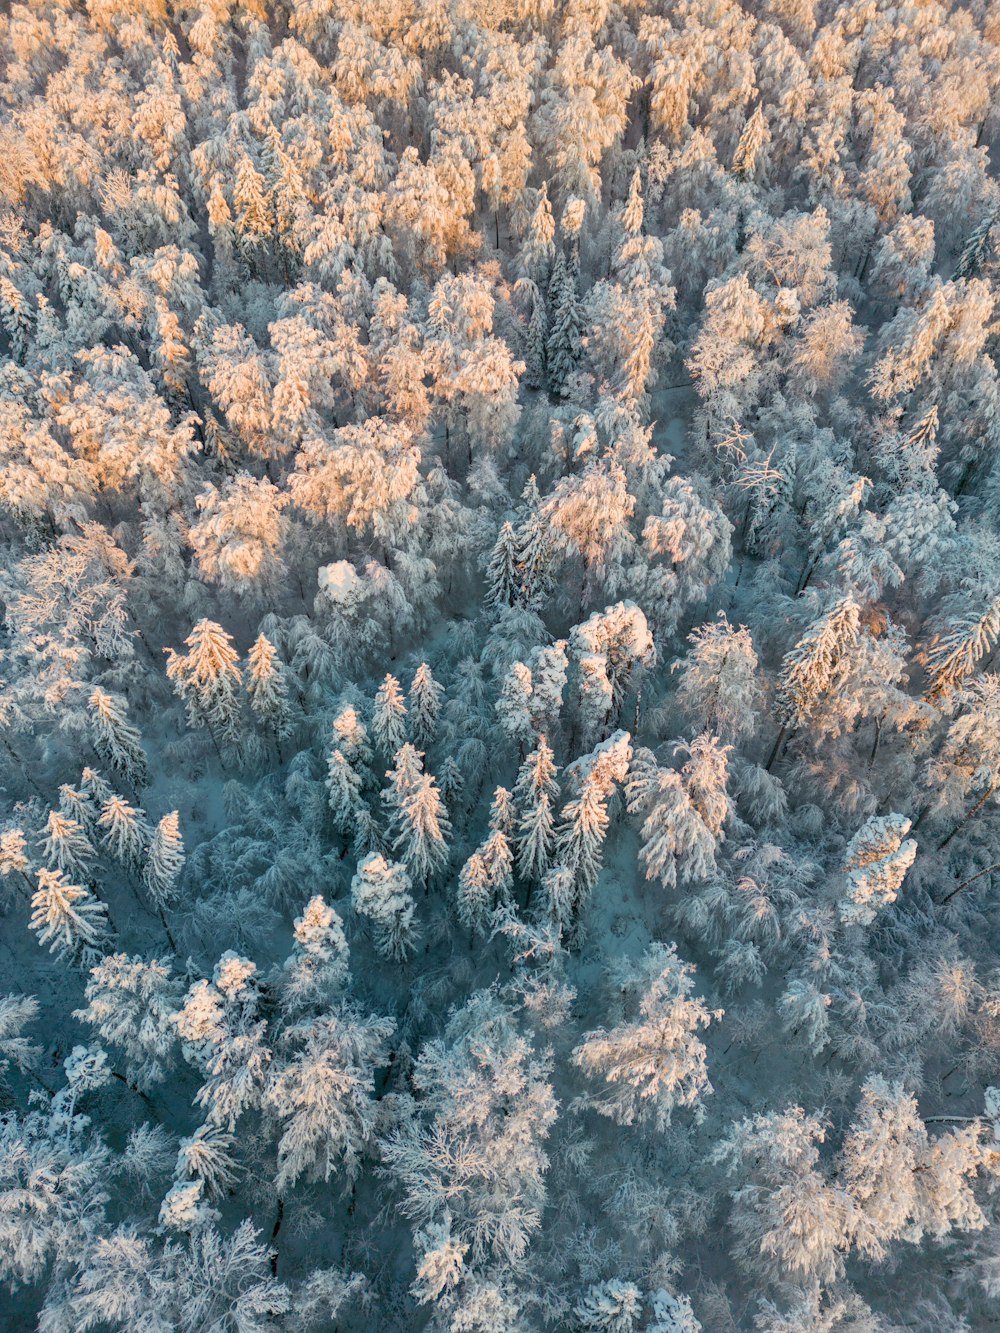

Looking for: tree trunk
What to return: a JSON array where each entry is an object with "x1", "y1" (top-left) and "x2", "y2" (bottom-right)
[
  {"x1": 937, "y1": 781, "x2": 997, "y2": 851},
  {"x1": 939, "y1": 861, "x2": 1000, "y2": 906},
  {"x1": 270, "y1": 1197, "x2": 284, "y2": 1275},
  {"x1": 765, "y1": 722, "x2": 789, "y2": 772}
]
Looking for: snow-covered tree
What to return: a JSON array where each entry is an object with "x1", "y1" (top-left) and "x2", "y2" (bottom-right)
[
  {"x1": 484, "y1": 521, "x2": 522, "y2": 613},
  {"x1": 713, "y1": 1107, "x2": 853, "y2": 1286},
  {"x1": 143, "y1": 812, "x2": 185, "y2": 908},
  {"x1": 372, "y1": 674, "x2": 408, "y2": 759},
  {"x1": 514, "y1": 737, "x2": 560, "y2": 882},
  {"x1": 76, "y1": 954, "x2": 182, "y2": 1090},
  {"x1": 383, "y1": 748, "x2": 451, "y2": 884},
  {"x1": 351, "y1": 854, "x2": 419, "y2": 960},
  {"x1": 41, "y1": 811, "x2": 95, "y2": 879},
  {"x1": 97, "y1": 796, "x2": 150, "y2": 868},
  {"x1": 30, "y1": 870, "x2": 110, "y2": 965},
  {"x1": 839, "y1": 814, "x2": 917, "y2": 926},
  {"x1": 245, "y1": 634, "x2": 294, "y2": 742},
  {"x1": 174, "y1": 954, "x2": 272, "y2": 1130},
  {"x1": 267, "y1": 1005, "x2": 394, "y2": 1191},
  {"x1": 409, "y1": 663, "x2": 443, "y2": 748},
  {"x1": 381, "y1": 990, "x2": 557, "y2": 1268},
  {"x1": 165, "y1": 620, "x2": 244, "y2": 746},
  {"x1": 556, "y1": 731, "x2": 633, "y2": 925},
  {"x1": 673, "y1": 614, "x2": 761, "y2": 744},
  {"x1": 88, "y1": 688, "x2": 149, "y2": 790},
  {"x1": 573, "y1": 944, "x2": 721, "y2": 1131},
  {"x1": 636, "y1": 736, "x2": 732, "y2": 893},
  {"x1": 280, "y1": 895, "x2": 351, "y2": 1015}
]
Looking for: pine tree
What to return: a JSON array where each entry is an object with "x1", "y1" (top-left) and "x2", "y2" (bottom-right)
[
  {"x1": 380, "y1": 990, "x2": 556, "y2": 1268},
  {"x1": 332, "y1": 705, "x2": 371, "y2": 766},
  {"x1": 281, "y1": 896, "x2": 350, "y2": 1014},
  {"x1": 372, "y1": 674, "x2": 408, "y2": 758},
  {"x1": 88, "y1": 687, "x2": 149, "y2": 789},
  {"x1": 390, "y1": 773, "x2": 451, "y2": 884},
  {"x1": 514, "y1": 737, "x2": 560, "y2": 881},
  {"x1": 538, "y1": 864, "x2": 575, "y2": 935},
  {"x1": 496, "y1": 661, "x2": 536, "y2": 746},
  {"x1": 41, "y1": 810, "x2": 95, "y2": 878},
  {"x1": 30, "y1": 869, "x2": 110, "y2": 965},
  {"x1": 174, "y1": 955, "x2": 272, "y2": 1130},
  {"x1": 165, "y1": 619, "x2": 244, "y2": 746},
  {"x1": 438, "y1": 755, "x2": 466, "y2": 811},
  {"x1": 233, "y1": 153, "x2": 273, "y2": 259},
  {"x1": 637, "y1": 737, "x2": 731, "y2": 893},
  {"x1": 456, "y1": 852, "x2": 492, "y2": 934},
  {"x1": 245, "y1": 633, "x2": 293, "y2": 742},
  {"x1": 770, "y1": 594, "x2": 862, "y2": 763},
  {"x1": 673, "y1": 614, "x2": 761, "y2": 743},
  {"x1": 81, "y1": 768, "x2": 114, "y2": 810},
  {"x1": 143, "y1": 812, "x2": 185, "y2": 907},
  {"x1": 953, "y1": 205, "x2": 998, "y2": 279},
  {"x1": 839, "y1": 813, "x2": 917, "y2": 926},
  {"x1": 174, "y1": 1122, "x2": 239, "y2": 1202},
  {"x1": 515, "y1": 477, "x2": 556, "y2": 610},
  {"x1": 546, "y1": 250, "x2": 584, "y2": 398},
  {"x1": 732, "y1": 104, "x2": 770, "y2": 179},
  {"x1": 58, "y1": 785, "x2": 94, "y2": 833},
  {"x1": 523, "y1": 286, "x2": 548, "y2": 390},
  {"x1": 484, "y1": 521, "x2": 521, "y2": 613},
  {"x1": 556, "y1": 731, "x2": 633, "y2": 922},
  {"x1": 408, "y1": 663, "x2": 443, "y2": 748},
  {"x1": 351, "y1": 854, "x2": 419, "y2": 960},
  {"x1": 712, "y1": 1107, "x2": 853, "y2": 1286},
  {"x1": 479, "y1": 827, "x2": 514, "y2": 907},
  {"x1": 326, "y1": 749, "x2": 363, "y2": 834},
  {"x1": 0, "y1": 829, "x2": 31, "y2": 901},
  {"x1": 98, "y1": 796, "x2": 151, "y2": 868},
  {"x1": 527, "y1": 641, "x2": 569, "y2": 737}
]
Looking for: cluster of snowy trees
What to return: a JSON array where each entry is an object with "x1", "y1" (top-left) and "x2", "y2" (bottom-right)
[{"x1": 1, "y1": 0, "x2": 999, "y2": 1328}]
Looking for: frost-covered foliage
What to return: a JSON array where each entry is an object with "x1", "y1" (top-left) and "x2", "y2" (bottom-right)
[{"x1": 1, "y1": 1, "x2": 1000, "y2": 1329}]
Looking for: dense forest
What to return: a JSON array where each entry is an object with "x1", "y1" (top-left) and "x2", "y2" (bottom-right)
[{"x1": 1, "y1": 0, "x2": 1000, "y2": 1329}]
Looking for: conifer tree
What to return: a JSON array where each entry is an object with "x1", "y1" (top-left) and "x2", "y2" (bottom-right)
[
  {"x1": 557, "y1": 734, "x2": 632, "y2": 923},
  {"x1": 839, "y1": 813, "x2": 917, "y2": 926},
  {"x1": 76, "y1": 953, "x2": 182, "y2": 1090},
  {"x1": 484, "y1": 521, "x2": 521, "y2": 613},
  {"x1": 546, "y1": 250, "x2": 584, "y2": 397},
  {"x1": 244, "y1": 633, "x2": 293, "y2": 742},
  {"x1": 267, "y1": 1007, "x2": 395, "y2": 1191},
  {"x1": 408, "y1": 663, "x2": 443, "y2": 748},
  {"x1": 88, "y1": 688, "x2": 149, "y2": 790},
  {"x1": 143, "y1": 812, "x2": 185, "y2": 907},
  {"x1": 165, "y1": 620, "x2": 244, "y2": 747},
  {"x1": 523, "y1": 286, "x2": 548, "y2": 390},
  {"x1": 281, "y1": 896, "x2": 350, "y2": 1015},
  {"x1": 572, "y1": 944, "x2": 721, "y2": 1131},
  {"x1": 372, "y1": 675, "x2": 408, "y2": 759},
  {"x1": 456, "y1": 852, "x2": 493, "y2": 934},
  {"x1": 390, "y1": 773, "x2": 452, "y2": 885},
  {"x1": 30, "y1": 870, "x2": 110, "y2": 965},
  {"x1": 514, "y1": 737, "x2": 560, "y2": 881},
  {"x1": 515, "y1": 477, "x2": 556, "y2": 610},
  {"x1": 326, "y1": 749, "x2": 364, "y2": 835},
  {"x1": 732, "y1": 104, "x2": 770, "y2": 179},
  {"x1": 351, "y1": 854, "x2": 420, "y2": 960},
  {"x1": 41, "y1": 811, "x2": 95, "y2": 879},
  {"x1": 97, "y1": 796, "x2": 150, "y2": 868}
]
